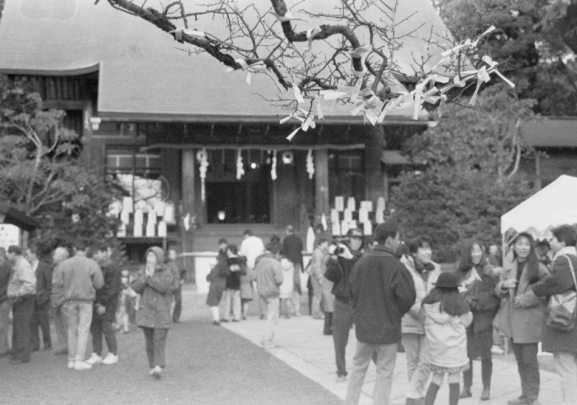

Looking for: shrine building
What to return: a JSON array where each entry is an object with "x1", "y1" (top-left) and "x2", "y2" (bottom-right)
[{"x1": 3, "y1": 0, "x2": 573, "y2": 270}]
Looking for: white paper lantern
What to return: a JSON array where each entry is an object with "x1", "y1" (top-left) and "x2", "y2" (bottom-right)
[
  {"x1": 344, "y1": 210, "x2": 353, "y2": 222},
  {"x1": 347, "y1": 197, "x2": 356, "y2": 211},
  {"x1": 335, "y1": 196, "x2": 344, "y2": 212},
  {"x1": 148, "y1": 209, "x2": 157, "y2": 225},
  {"x1": 332, "y1": 221, "x2": 341, "y2": 236},
  {"x1": 122, "y1": 197, "x2": 133, "y2": 213},
  {"x1": 133, "y1": 223, "x2": 143, "y2": 237},
  {"x1": 158, "y1": 221, "x2": 167, "y2": 237},
  {"x1": 146, "y1": 223, "x2": 155, "y2": 237},
  {"x1": 363, "y1": 221, "x2": 373, "y2": 236},
  {"x1": 377, "y1": 197, "x2": 386, "y2": 212},
  {"x1": 117, "y1": 223, "x2": 126, "y2": 237}
]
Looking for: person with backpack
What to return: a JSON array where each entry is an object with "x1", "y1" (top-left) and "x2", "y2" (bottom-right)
[{"x1": 533, "y1": 225, "x2": 577, "y2": 405}]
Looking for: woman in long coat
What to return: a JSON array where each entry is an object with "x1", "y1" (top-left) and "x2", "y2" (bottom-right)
[
  {"x1": 456, "y1": 240, "x2": 500, "y2": 401},
  {"x1": 496, "y1": 232, "x2": 549, "y2": 405},
  {"x1": 131, "y1": 247, "x2": 174, "y2": 379}
]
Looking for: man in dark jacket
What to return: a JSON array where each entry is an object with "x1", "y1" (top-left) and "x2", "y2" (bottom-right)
[
  {"x1": 345, "y1": 223, "x2": 416, "y2": 405},
  {"x1": 282, "y1": 225, "x2": 304, "y2": 316},
  {"x1": 26, "y1": 245, "x2": 53, "y2": 352},
  {"x1": 325, "y1": 228, "x2": 364, "y2": 383},
  {"x1": 533, "y1": 224, "x2": 577, "y2": 405},
  {"x1": 85, "y1": 243, "x2": 120, "y2": 366}
]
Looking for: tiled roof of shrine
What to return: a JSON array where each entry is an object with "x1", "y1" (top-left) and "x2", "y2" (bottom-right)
[{"x1": 0, "y1": 0, "x2": 451, "y2": 122}]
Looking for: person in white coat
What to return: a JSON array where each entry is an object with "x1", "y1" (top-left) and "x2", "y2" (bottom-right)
[{"x1": 421, "y1": 272, "x2": 473, "y2": 405}]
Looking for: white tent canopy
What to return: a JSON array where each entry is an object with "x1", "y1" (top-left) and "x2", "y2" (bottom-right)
[{"x1": 501, "y1": 175, "x2": 577, "y2": 238}]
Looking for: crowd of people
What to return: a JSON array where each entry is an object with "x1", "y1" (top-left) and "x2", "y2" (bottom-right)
[
  {"x1": 205, "y1": 223, "x2": 576, "y2": 405},
  {"x1": 0, "y1": 240, "x2": 185, "y2": 380},
  {"x1": 0, "y1": 221, "x2": 576, "y2": 405}
]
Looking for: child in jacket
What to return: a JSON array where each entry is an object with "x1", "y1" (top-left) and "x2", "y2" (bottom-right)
[{"x1": 421, "y1": 272, "x2": 473, "y2": 405}]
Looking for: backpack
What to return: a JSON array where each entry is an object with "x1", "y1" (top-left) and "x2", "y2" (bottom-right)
[{"x1": 546, "y1": 255, "x2": 577, "y2": 331}]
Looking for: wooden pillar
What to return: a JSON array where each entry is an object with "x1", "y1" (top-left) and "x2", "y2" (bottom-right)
[
  {"x1": 535, "y1": 153, "x2": 542, "y2": 191},
  {"x1": 365, "y1": 128, "x2": 385, "y2": 202},
  {"x1": 314, "y1": 149, "x2": 330, "y2": 219},
  {"x1": 80, "y1": 99, "x2": 104, "y2": 177},
  {"x1": 181, "y1": 149, "x2": 195, "y2": 256},
  {"x1": 162, "y1": 149, "x2": 181, "y2": 203}
]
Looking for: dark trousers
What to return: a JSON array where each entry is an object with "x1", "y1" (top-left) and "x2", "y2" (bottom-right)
[
  {"x1": 332, "y1": 299, "x2": 354, "y2": 377},
  {"x1": 30, "y1": 301, "x2": 51, "y2": 350},
  {"x1": 91, "y1": 316, "x2": 118, "y2": 356},
  {"x1": 11, "y1": 296, "x2": 34, "y2": 362},
  {"x1": 142, "y1": 327, "x2": 168, "y2": 368},
  {"x1": 511, "y1": 341, "x2": 540, "y2": 401},
  {"x1": 307, "y1": 277, "x2": 313, "y2": 315},
  {"x1": 464, "y1": 327, "x2": 493, "y2": 389},
  {"x1": 172, "y1": 287, "x2": 182, "y2": 322}
]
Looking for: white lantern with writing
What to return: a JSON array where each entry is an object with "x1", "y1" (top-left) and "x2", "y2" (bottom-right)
[
  {"x1": 344, "y1": 209, "x2": 353, "y2": 222},
  {"x1": 158, "y1": 221, "x2": 167, "y2": 237},
  {"x1": 347, "y1": 197, "x2": 356, "y2": 211},
  {"x1": 335, "y1": 196, "x2": 344, "y2": 212},
  {"x1": 363, "y1": 221, "x2": 373, "y2": 236}
]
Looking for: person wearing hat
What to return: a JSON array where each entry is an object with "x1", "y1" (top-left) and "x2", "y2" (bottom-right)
[
  {"x1": 345, "y1": 223, "x2": 416, "y2": 405},
  {"x1": 325, "y1": 228, "x2": 365, "y2": 382},
  {"x1": 131, "y1": 246, "x2": 174, "y2": 379},
  {"x1": 421, "y1": 271, "x2": 473, "y2": 405}
]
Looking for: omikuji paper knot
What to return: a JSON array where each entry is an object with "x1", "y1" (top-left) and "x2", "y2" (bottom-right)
[
  {"x1": 226, "y1": 60, "x2": 285, "y2": 92},
  {"x1": 169, "y1": 27, "x2": 206, "y2": 42},
  {"x1": 482, "y1": 55, "x2": 515, "y2": 88},
  {"x1": 441, "y1": 25, "x2": 495, "y2": 57},
  {"x1": 267, "y1": 10, "x2": 309, "y2": 23},
  {"x1": 315, "y1": 95, "x2": 324, "y2": 120},
  {"x1": 307, "y1": 28, "x2": 322, "y2": 51},
  {"x1": 282, "y1": 108, "x2": 315, "y2": 141},
  {"x1": 290, "y1": 83, "x2": 305, "y2": 104}
]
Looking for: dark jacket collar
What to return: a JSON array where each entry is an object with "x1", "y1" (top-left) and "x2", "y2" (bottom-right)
[{"x1": 369, "y1": 245, "x2": 397, "y2": 258}]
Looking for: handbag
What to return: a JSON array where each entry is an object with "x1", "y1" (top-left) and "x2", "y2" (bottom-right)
[{"x1": 546, "y1": 255, "x2": 577, "y2": 331}]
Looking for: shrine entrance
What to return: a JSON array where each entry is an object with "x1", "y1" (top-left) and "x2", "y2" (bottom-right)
[{"x1": 205, "y1": 149, "x2": 271, "y2": 224}]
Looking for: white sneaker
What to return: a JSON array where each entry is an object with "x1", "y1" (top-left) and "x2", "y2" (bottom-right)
[
  {"x1": 151, "y1": 365, "x2": 162, "y2": 379},
  {"x1": 67, "y1": 361, "x2": 75, "y2": 369},
  {"x1": 74, "y1": 361, "x2": 93, "y2": 371},
  {"x1": 85, "y1": 353, "x2": 103, "y2": 365},
  {"x1": 102, "y1": 353, "x2": 118, "y2": 365},
  {"x1": 491, "y1": 345, "x2": 504, "y2": 355}
]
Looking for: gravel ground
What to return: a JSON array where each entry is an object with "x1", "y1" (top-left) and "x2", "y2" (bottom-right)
[{"x1": 0, "y1": 290, "x2": 342, "y2": 405}]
